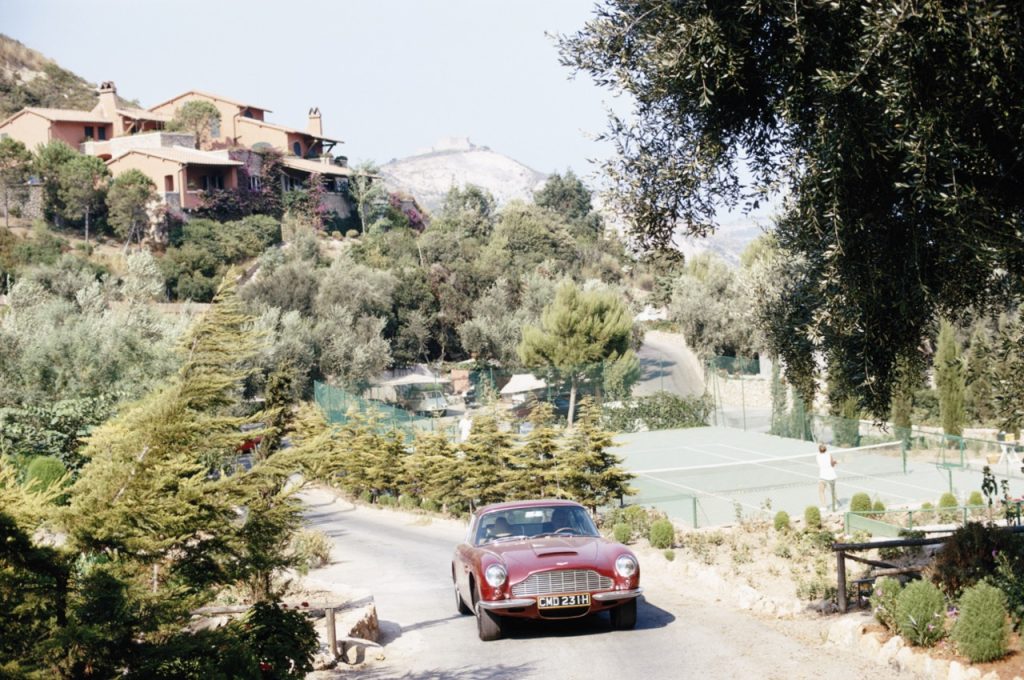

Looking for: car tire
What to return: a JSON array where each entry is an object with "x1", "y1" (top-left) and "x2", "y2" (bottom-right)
[
  {"x1": 454, "y1": 581, "x2": 471, "y2": 615},
  {"x1": 609, "y1": 598, "x2": 638, "y2": 630},
  {"x1": 474, "y1": 595, "x2": 503, "y2": 641}
]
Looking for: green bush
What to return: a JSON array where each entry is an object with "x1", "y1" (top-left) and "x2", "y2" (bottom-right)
[
  {"x1": 850, "y1": 492, "x2": 872, "y2": 513},
  {"x1": 773, "y1": 510, "x2": 791, "y2": 532},
  {"x1": 663, "y1": 549, "x2": 675, "y2": 561},
  {"x1": 613, "y1": 522, "x2": 632, "y2": 544},
  {"x1": 967, "y1": 490, "x2": 984, "y2": 507},
  {"x1": 24, "y1": 456, "x2": 67, "y2": 494},
  {"x1": 377, "y1": 494, "x2": 395, "y2": 507},
  {"x1": 952, "y1": 582, "x2": 1009, "y2": 662},
  {"x1": 869, "y1": 576, "x2": 904, "y2": 632},
  {"x1": 649, "y1": 519, "x2": 675, "y2": 549},
  {"x1": 289, "y1": 530, "x2": 332, "y2": 574},
  {"x1": 918, "y1": 502, "x2": 935, "y2": 523},
  {"x1": 804, "y1": 505, "x2": 821, "y2": 529},
  {"x1": 938, "y1": 492, "x2": 959, "y2": 522},
  {"x1": 421, "y1": 499, "x2": 440, "y2": 513},
  {"x1": 346, "y1": 229, "x2": 359, "y2": 238},
  {"x1": 895, "y1": 580, "x2": 947, "y2": 647},
  {"x1": 398, "y1": 494, "x2": 419, "y2": 510},
  {"x1": 931, "y1": 523, "x2": 1023, "y2": 597},
  {"x1": 872, "y1": 499, "x2": 886, "y2": 513},
  {"x1": 991, "y1": 552, "x2": 1024, "y2": 634}
]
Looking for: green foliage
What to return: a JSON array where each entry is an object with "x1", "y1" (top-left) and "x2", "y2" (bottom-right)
[
  {"x1": 57, "y1": 154, "x2": 109, "y2": 239},
  {"x1": 991, "y1": 551, "x2": 1024, "y2": 634},
  {"x1": 601, "y1": 391, "x2": 711, "y2": 432},
  {"x1": 241, "y1": 601, "x2": 317, "y2": 680},
  {"x1": 168, "y1": 100, "x2": 221, "y2": 149},
  {"x1": 556, "y1": 399, "x2": 635, "y2": 511},
  {"x1": 519, "y1": 282, "x2": 636, "y2": 426},
  {"x1": 648, "y1": 518, "x2": 675, "y2": 549},
  {"x1": 773, "y1": 510, "x2": 790, "y2": 532},
  {"x1": 559, "y1": 0, "x2": 1024, "y2": 420},
  {"x1": 967, "y1": 491, "x2": 984, "y2": 507},
  {"x1": 23, "y1": 455, "x2": 66, "y2": 496},
  {"x1": 935, "y1": 320, "x2": 966, "y2": 437},
  {"x1": 952, "y1": 582, "x2": 1009, "y2": 663},
  {"x1": 669, "y1": 253, "x2": 755, "y2": 358},
  {"x1": 895, "y1": 580, "x2": 947, "y2": 647},
  {"x1": 106, "y1": 169, "x2": 156, "y2": 245},
  {"x1": 872, "y1": 499, "x2": 886, "y2": 513},
  {"x1": 850, "y1": 493, "x2": 872, "y2": 514},
  {"x1": 613, "y1": 522, "x2": 631, "y2": 544},
  {"x1": 0, "y1": 137, "x2": 32, "y2": 223},
  {"x1": 938, "y1": 492, "x2": 959, "y2": 523},
  {"x1": 931, "y1": 523, "x2": 1023, "y2": 597},
  {"x1": 289, "y1": 529, "x2": 332, "y2": 575},
  {"x1": 663, "y1": 549, "x2": 675, "y2": 561},
  {"x1": 870, "y1": 577, "x2": 903, "y2": 632},
  {"x1": 803, "y1": 505, "x2": 821, "y2": 529},
  {"x1": 533, "y1": 169, "x2": 602, "y2": 239},
  {"x1": 163, "y1": 216, "x2": 280, "y2": 302},
  {"x1": 32, "y1": 140, "x2": 77, "y2": 221}
]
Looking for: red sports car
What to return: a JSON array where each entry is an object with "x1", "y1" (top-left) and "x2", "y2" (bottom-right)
[{"x1": 451, "y1": 499, "x2": 642, "y2": 641}]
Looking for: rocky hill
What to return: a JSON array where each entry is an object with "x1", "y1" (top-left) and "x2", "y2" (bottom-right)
[
  {"x1": 380, "y1": 137, "x2": 547, "y2": 213},
  {"x1": 0, "y1": 34, "x2": 138, "y2": 119}
]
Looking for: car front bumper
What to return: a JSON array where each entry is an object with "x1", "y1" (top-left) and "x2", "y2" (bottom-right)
[{"x1": 478, "y1": 587, "x2": 643, "y2": 611}]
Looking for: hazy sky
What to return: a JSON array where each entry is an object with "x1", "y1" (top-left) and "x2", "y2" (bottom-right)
[{"x1": 4, "y1": 0, "x2": 620, "y2": 175}]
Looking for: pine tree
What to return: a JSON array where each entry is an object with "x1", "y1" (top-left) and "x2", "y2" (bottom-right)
[
  {"x1": 556, "y1": 399, "x2": 634, "y2": 512},
  {"x1": 459, "y1": 415, "x2": 515, "y2": 510},
  {"x1": 511, "y1": 401, "x2": 562, "y2": 499},
  {"x1": 935, "y1": 319, "x2": 966, "y2": 437}
]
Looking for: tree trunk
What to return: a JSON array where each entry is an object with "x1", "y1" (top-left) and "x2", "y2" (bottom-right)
[
  {"x1": 3, "y1": 185, "x2": 8, "y2": 228},
  {"x1": 84, "y1": 207, "x2": 90, "y2": 245},
  {"x1": 567, "y1": 377, "x2": 578, "y2": 429}
]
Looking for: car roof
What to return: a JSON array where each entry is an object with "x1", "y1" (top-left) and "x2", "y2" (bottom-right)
[{"x1": 473, "y1": 499, "x2": 584, "y2": 518}]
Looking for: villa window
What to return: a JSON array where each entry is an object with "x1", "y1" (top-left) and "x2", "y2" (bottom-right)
[
  {"x1": 249, "y1": 175, "x2": 262, "y2": 191},
  {"x1": 84, "y1": 126, "x2": 94, "y2": 139},
  {"x1": 293, "y1": 141, "x2": 302, "y2": 156},
  {"x1": 201, "y1": 175, "x2": 224, "y2": 191},
  {"x1": 243, "y1": 109, "x2": 254, "y2": 118},
  {"x1": 98, "y1": 127, "x2": 107, "y2": 140}
]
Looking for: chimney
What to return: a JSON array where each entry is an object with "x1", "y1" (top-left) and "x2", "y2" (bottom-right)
[
  {"x1": 307, "y1": 107, "x2": 322, "y2": 136},
  {"x1": 96, "y1": 81, "x2": 118, "y2": 117}
]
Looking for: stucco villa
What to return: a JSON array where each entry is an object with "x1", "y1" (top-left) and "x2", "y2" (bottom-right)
[{"x1": 0, "y1": 81, "x2": 355, "y2": 218}]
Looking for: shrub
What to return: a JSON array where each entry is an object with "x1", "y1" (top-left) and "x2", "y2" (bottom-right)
[
  {"x1": 243, "y1": 600, "x2": 318, "y2": 679},
  {"x1": 850, "y1": 492, "x2": 872, "y2": 513},
  {"x1": 663, "y1": 549, "x2": 675, "y2": 561},
  {"x1": 421, "y1": 499, "x2": 440, "y2": 513},
  {"x1": 870, "y1": 576, "x2": 904, "y2": 632},
  {"x1": 290, "y1": 530, "x2": 332, "y2": 573},
  {"x1": 649, "y1": 519, "x2": 675, "y2": 549},
  {"x1": 345, "y1": 229, "x2": 359, "y2": 238},
  {"x1": 938, "y1": 492, "x2": 959, "y2": 522},
  {"x1": 613, "y1": 523, "x2": 632, "y2": 544},
  {"x1": 895, "y1": 579, "x2": 947, "y2": 647},
  {"x1": 398, "y1": 494, "x2": 419, "y2": 510},
  {"x1": 967, "y1": 490, "x2": 984, "y2": 507},
  {"x1": 931, "y1": 522, "x2": 1022, "y2": 597},
  {"x1": 918, "y1": 502, "x2": 935, "y2": 524},
  {"x1": 377, "y1": 494, "x2": 395, "y2": 507},
  {"x1": 952, "y1": 582, "x2": 1009, "y2": 662},
  {"x1": 24, "y1": 456, "x2": 67, "y2": 495},
  {"x1": 990, "y1": 551, "x2": 1024, "y2": 634},
  {"x1": 804, "y1": 505, "x2": 821, "y2": 529},
  {"x1": 330, "y1": 231, "x2": 342, "y2": 240},
  {"x1": 872, "y1": 499, "x2": 886, "y2": 513},
  {"x1": 773, "y1": 511, "x2": 791, "y2": 532}
]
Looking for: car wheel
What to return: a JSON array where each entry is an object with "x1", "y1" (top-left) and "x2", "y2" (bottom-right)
[
  {"x1": 609, "y1": 598, "x2": 637, "y2": 630},
  {"x1": 476, "y1": 604, "x2": 503, "y2": 641},
  {"x1": 454, "y1": 580, "x2": 471, "y2": 615}
]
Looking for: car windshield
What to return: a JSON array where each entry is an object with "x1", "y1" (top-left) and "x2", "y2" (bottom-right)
[{"x1": 474, "y1": 506, "x2": 599, "y2": 545}]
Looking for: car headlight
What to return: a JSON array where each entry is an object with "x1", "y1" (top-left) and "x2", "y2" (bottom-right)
[
  {"x1": 615, "y1": 554, "x2": 638, "y2": 578},
  {"x1": 484, "y1": 563, "x2": 507, "y2": 588}
]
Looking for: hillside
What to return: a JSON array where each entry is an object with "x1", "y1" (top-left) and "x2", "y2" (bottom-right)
[
  {"x1": 380, "y1": 137, "x2": 547, "y2": 213},
  {"x1": 0, "y1": 33, "x2": 136, "y2": 119}
]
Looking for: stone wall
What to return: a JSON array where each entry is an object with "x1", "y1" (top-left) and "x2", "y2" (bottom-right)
[{"x1": 2, "y1": 184, "x2": 43, "y2": 221}]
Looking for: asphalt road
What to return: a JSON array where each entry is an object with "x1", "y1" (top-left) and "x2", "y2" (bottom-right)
[
  {"x1": 301, "y1": 489, "x2": 906, "y2": 680},
  {"x1": 633, "y1": 331, "x2": 705, "y2": 398}
]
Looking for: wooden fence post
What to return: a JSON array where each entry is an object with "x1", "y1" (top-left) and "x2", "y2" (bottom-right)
[
  {"x1": 836, "y1": 550, "x2": 847, "y2": 613},
  {"x1": 325, "y1": 607, "x2": 338, "y2": 657}
]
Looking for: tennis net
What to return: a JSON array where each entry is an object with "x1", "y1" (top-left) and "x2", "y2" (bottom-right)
[{"x1": 630, "y1": 441, "x2": 906, "y2": 496}]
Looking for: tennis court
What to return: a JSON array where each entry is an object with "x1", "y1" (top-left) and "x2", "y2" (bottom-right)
[{"x1": 615, "y1": 426, "x2": 1024, "y2": 528}]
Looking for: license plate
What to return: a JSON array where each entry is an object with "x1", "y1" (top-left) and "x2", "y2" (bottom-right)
[{"x1": 537, "y1": 593, "x2": 591, "y2": 609}]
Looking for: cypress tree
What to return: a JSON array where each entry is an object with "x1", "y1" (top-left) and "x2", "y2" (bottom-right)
[
  {"x1": 935, "y1": 319, "x2": 966, "y2": 437},
  {"x1": 964, "y1": 323, "x2": 996, "y2": 424},
  {"x1": 890, "y1": 354, "x2": 916, "y2": 447}
]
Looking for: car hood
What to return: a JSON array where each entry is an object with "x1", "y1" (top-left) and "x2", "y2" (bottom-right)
[{"x1": 484, "y1": 536, "x2": 617, "y2": 580}]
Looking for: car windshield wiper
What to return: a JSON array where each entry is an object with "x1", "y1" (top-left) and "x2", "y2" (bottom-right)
[{"x1": 485, "y1": 535, "x2": 526, "y2": 545}]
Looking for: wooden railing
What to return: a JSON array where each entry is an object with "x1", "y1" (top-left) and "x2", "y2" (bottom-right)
[{"x1": 832, "y1": 525, "x2": 1024, "y2": 613}]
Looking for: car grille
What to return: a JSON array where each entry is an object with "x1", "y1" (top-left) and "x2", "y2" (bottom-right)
[{"x1": 512, "y1": 570, "x2": 612, "y2": 597}]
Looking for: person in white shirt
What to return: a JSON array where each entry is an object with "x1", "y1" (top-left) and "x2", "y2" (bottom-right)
[{"x1": 817, "y1": 443, "x2": 838, "y2": 511}]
